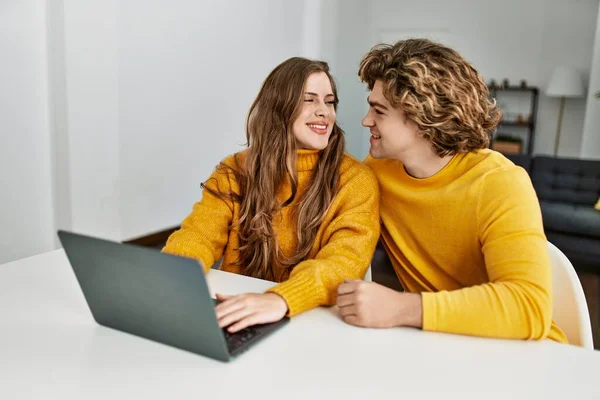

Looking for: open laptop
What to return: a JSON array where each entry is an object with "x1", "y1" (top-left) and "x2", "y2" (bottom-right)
[{"x1": 57, "y1": 230, "x2": 289, "y2": 362}]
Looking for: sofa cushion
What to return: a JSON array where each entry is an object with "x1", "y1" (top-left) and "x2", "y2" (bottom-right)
[
  {"x1": 531, "y1": 156, "x2": 600, "y2": 206},
  {"x1": 541, "y1": 200, "x2": 600, "y2": 238},
  {"x1": 505, "y1": 154, "x2": 532, "y2": 174},
  {"x1": 545, "y1": 231, "x2": 600, "y2": 270}
]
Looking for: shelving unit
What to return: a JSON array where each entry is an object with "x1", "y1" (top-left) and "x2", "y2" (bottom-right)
[{"x1": 489, "y1": 85, "x2": 539, "y2": 155}]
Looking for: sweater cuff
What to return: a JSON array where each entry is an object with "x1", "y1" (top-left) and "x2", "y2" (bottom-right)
[
  {"x1": 421, "y1": 291, "x2": 437, "y2": 331},
  {"x1": 266, "y1": 275, "x2": 326, "y2": 317}
]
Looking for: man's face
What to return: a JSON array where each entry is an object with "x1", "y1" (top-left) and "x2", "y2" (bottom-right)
[{"x1": 362, "y1": 80, "x2": 422, "y2": 160}]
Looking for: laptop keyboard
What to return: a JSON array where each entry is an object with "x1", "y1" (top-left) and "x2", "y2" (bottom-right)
[
  {"x1": 223, "y1": 326, "x2": 260, "y2": 353},
  {"x1": 213, "y1": 298, "x2": 262, "y2": 353}
]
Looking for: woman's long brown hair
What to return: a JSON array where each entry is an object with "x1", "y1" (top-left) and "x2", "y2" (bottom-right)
[{"x1": 203, "y1": 57, "x2": 345, "y2": 281}]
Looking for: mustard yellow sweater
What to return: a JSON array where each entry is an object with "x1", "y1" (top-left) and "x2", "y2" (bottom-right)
[
  {"x1": 365, "y1": 149, "x2": 567, "y2": 343},
  {"x1": 163, "y1": 150, "x2": 380, "y2": 316}
]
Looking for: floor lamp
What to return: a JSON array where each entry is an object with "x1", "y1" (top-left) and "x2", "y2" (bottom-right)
[{"x1": 546, "y1": 66, "x2": 585, "y2": 156}]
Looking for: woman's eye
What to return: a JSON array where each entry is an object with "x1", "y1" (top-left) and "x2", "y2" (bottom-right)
[{"x1": 304, "y1": 99, "x2": 313, "y2": 102}]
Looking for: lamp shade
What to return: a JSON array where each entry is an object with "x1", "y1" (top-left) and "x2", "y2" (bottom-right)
[{"x1": 546, "y1": 66, "x2": 586, "y2": 98}]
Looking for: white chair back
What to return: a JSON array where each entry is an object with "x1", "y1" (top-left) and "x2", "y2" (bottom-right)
[
  {"x1": 548, "y1": 242, "x2": 594, "y2": 349},
  {"x1": 364, "y1": 266, "x2": 372, "y2": 282}
]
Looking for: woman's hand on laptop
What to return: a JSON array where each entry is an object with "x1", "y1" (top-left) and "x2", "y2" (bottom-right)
[{"x1": 215, "y1": 292, "x2": 288, "y2": 333}]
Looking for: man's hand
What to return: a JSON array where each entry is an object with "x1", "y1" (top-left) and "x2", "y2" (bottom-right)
[
  {"x1": 215, "y1": 292, "x2": 288, "y2": 333},
  {"x1": 336, "y1": 280, "x2": 423, "y2": 329}
]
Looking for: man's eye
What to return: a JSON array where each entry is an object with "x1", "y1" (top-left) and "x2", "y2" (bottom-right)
[{"x1": 375, "y1": 109, "x2": 383, "y2": 115}]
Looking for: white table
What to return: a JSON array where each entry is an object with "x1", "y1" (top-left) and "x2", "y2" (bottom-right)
[{"x1": 1, "y1": 250, "x2": 600, "y2": 399}]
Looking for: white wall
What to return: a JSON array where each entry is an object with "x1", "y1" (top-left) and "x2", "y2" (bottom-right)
[
  {"x1": 1, "y1": 0, "x2": 322, "y2": 263},
  {"x1": 117, "y1": 0, "x2": 305, "y2": 239},
  {"x1": 330, "y1": 0, "x2": 376, "y2": 158},
  {"x1": 581, "y1": 6, "x2": 600, "y2": 159},
  {"x1": 53, "y1": 1, "x2": 307, "y2": 241},
  {"x1": 302, "y1": 0, "x2": 324, "y2": 60},
  {"x1": 537, "y1": 0, "x2": 597, "y2": 157},
  {"x1": 336, "y1": 0, "x2": 599, "y2": 159},
  {"x1": 0, "y1": 1, "x2": 56, "y2": 264},
  {"x1": 62, "y1": 0, "x2": 121, "y2": 240},
  {"x1": 48, "y1": 0, "x2": 71, "y2": 248}
]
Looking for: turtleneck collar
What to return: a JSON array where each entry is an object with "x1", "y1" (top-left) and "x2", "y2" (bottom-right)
[{"x1": 296, "y1": 149, "x2": 321, "y2": 172}]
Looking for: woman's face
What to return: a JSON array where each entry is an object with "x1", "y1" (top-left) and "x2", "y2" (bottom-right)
[{"x1": 292, "y1": 72, "x2": 336, "y2": 150}]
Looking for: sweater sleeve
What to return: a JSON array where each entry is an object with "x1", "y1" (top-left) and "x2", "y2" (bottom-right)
[
  {"x1": 421, "y1": 166, "x2": 554, "y2": 340},
  {"x1": 267, "y1": 168, "x2": 381, "y2": 316},
  {"x1": 162, "y1": 161, "x2": 235, "y2": 272}
]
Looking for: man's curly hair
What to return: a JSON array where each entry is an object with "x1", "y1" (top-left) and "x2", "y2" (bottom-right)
[{"x1": 359, "y1": 38, "x2": 502, "y2": 156}]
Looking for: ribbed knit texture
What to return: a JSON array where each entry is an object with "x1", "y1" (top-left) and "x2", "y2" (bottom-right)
[
  {"x1": 365, "y1": 149, "x2": 567, "y2": 343},
  {"x1": 163, "y1": 150, "x2": 380, "y2": 316}
]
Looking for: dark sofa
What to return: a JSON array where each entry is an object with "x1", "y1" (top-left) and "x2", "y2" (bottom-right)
[{"x1": 507, "y1": 154, "x2": 600, "y2": 271}]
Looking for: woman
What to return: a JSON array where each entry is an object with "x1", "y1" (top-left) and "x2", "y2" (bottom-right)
[{"x1": 163, "y1": 57, "x2": 380, "y2": 333}]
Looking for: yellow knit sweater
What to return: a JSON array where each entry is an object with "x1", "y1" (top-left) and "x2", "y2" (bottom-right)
[
  {"x1": 365, "y1": 149, "x2": 568, "y2": 343},
  {"x1": 163, "y1": 150, "x2": 380, "y2": 316}
]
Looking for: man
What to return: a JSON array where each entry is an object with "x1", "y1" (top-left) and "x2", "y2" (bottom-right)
[{"x1": 336, "y1": 38, "x2": 567, "y2": 342}]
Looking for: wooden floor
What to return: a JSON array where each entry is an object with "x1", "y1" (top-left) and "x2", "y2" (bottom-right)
[{"x1": 578, "y1": 271, "x2": 600, "y2": 349}]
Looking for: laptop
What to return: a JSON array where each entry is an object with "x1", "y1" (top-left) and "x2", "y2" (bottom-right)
[{"x1": 57, "y1": 230, "x2": 289, "y2": 362}]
